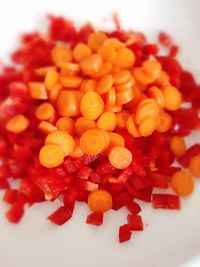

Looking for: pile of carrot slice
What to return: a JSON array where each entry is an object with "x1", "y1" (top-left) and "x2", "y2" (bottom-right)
[{"x1": 0, "y1": 15, "x2": 200, "y2": 243}]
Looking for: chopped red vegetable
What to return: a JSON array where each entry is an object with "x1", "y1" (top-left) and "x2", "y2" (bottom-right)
[{"x1": 0, "y1": 15, "x2": 199, "y2": 243}]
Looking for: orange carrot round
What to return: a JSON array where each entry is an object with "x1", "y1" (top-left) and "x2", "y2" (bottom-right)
[
  {"x1": 80, "y1": 54, "x2": 103, "y2": 75},
  {"x1": 6, "y1": 114, "x2": 29, "y2": 134},
  {"x1": 56, "y1": 117, "x2": 75, "y2": 135},
  {"x1": 162, "y1": 85, "x2": 182, "y2": 111},
  {"x1": 97, "y1": 111, "x2": 117, "y2": 131},
  {"x1": 88, "y1": 189, "x2": 112, "y2": 212},
  {"x1": 73, "y1": 43, "x2": 92, "y2": 62},
  {"x1": 114, "y1": 48, "x2": 135, "y2": 68},
  {"x1": 88, "y1": 32, "x2": 108, "y2": 52},
  {"x1": 35, "y1": 102, "x2": 55, "y2": 121},
  {"x1": 75, "y1": 117, "x2": 96, "y2": 136},
  {"x1": 171, "y1": 170, "x2": 194, "y2": 196},
  {"x1": 51, "y1": 45, "x2": 73, "y2": 65},
  {"x1": 189, "y1": 154, "x2": 200, "y2": 178},
  {"x1": 39, "y1": 144, "x2": 65, "y2": 168},
  {"x1": 170, "y1": 136, "x2": 186, "y2": 156},
  {"x1": 109, "y1": 146, "x2": 132, "y2": 169},
  {"x1": 156, "y1": 112, "x2": 172, "y2": 133}
]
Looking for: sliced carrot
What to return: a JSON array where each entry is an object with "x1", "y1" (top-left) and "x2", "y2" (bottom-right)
[
  {"x1": 113, "y1": 70, "x2": 132, "y2": 85},
  {"x1": 80, "y1": 91, "x2": 104, "y2": 120},
  {"x1": 35, "y1": 66, "x2": 57, "y2": 77},
  {"x1": 70, "y1": 137, "x2": 84, "y2": 158},
  {"x1": 6, "y1": 114, "x2": 29, "y2": 134},
  {"x1": 29, "y1": 82, "x2": 48, "y2": 100},
  {"x1": 103, "y1": 38, "x2": 124, "y2": 50},
  {"x1": 126, "y1": 115, "x2": 141, "y2": 137},
  {"x1": 88, "y1": 189, "x2": 112, "y2": 212},
  {"x1": 80, "y1": 79, "x2": 97, "y2": 92},
  {"x1": 75, "y1": 117, "x2": 96, "y2": 136},
  {"x1": 125, "y1": 86, "x2": 141, "y2": 109},
  {"x1": 44, "y1": 68, "x2": 59, "y2": 91},
  {"x1": 135, "y1": 101, "x2": 159, "y2": 125},
  {"x1": 73, "y1": 43, "x2": 92, "y2": 62},
  {"x1": 51, "y1": 45, "x2": 73, "y2": 65},
  {"x1": 114, "y1": 48, "x2": 135, "y2": 69},
  {"x1": 49, "y1": 83, "x2": 63, "y2": 101},
  {"x1": 35, "y1": 102, "x2": 55, "y2": 121},
  {"x1": 116, "y1": 77, "x2": 135, "y2": 92},
  {"x1": 162, "y1": 85, "x2": 182, "y2": 111},
  {"x1": 39, "y1": 144, "x2": 65, "y2": 168},
  {"x1": 96, "y1": 74, "x2": 114, "y2": 95},
  {"x1": 38, "y1": 121, "x2": 57, "y2": 134},
  {"x1": 45, "y1": 130, "x2": 75, "y2": 156},
  {"x1": 56, "y1": 90, "x2": 81, "y2": 117},
  {"x1": 98, "y1": 45, "x2": 116, "y2": 63},
  {"x1": 97, "y1": 111, "x2": 117, "y2": 131},
  {"x1": 105, "y1": 87, "x2": 116, "y2": 106},
  {"x1": 105, "y1": 105, "x2": 122, "y2": 113},
  {"x1": 59, "y1": 75, "x2": 83, "y2": 88},
  {"x1": 170, "y1": 136, "x2": 186, "y2": 156},
  {"x1": 155, "y1": 70, "x2": 170, "y2": 86},
  {"x1": 116, "y1": 110, "x2": 130, "y2": 129},
  {"x1": 116, "y1": 87, "x2": 134, "y2": 105},
  {"x1": 171, "y1": 171, "x2": 194, "y2": 196},
  {"x1": 189, "y1": 155, "x2": 200, "y2": 178},
  {"x1": 80, "y1": 54, "x2": 103, "y2": 75},
  {"x1": 91, "y1": 62, "x2": 113, "y2": 79},
  {"x1": 58, "y1": 62, "x2": 80, "y2": 75},
  {"x1": 80, "y1": 128, "x2": 109, "y2": 155},
  {"x1": 142, "y1": 59, "x2": 161, "y2": 78},
  {"x1": 133, "y1": 67, "x2": 155, "y2": 84},
  {"x1": 56, "y1": 117, "x2": 75, "y2": 135},
  {"x1": 138, "y1": 116, "x2": 157, "y2": 137},
  {"x1": 88, "y1": 32, "x2": 108, "y2": 52},
  {"x1": 156, "y1": 112, "x2": 172, "y2": 133},
  {"x1": 148, "y1": 86, "x2": 165, "y2": 108},
  {"x1": 108, "y1": 146, "x2": 132, "y2": 169},
  {"x1": 107, "y1": 132, "x2": 125, "y2": 152}
]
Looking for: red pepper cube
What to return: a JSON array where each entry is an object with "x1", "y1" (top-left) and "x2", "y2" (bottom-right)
[
  {"x1": 63, "y1": 187, "x2": 78, "y2": 203},
  {"x1": 126, "y1": 201, "x2": 141, "y2": 215},
  {"x1": 76, "y1": 190, "x2": 89, "y2": 202},
  {"x1": 76, "y1": 166, "x2": 93, "y2": 180},
  {"x1": 158, "y1": 32, "x2": 172, "y2": 47},
  {"x1": 63, "y1": 157, "x2": 78, "y2": 174},
  {"x1": 81, "y1": 154, "x2": 100, "y2": 166},
  {"x1": 20, "y1": 178, "x2": 45, "y2": 204},
  {"x1": 0, "y1": 177, "x2": 10, "y2": 189},
  {"x1": 6, "y1": 203, "x2": 24, "y2": 223},
  {"x1": 73, "y1": 158, "x2": 84, "y2": 169},
  {"x1": 89, "y1": 172, "x2": 101, "y2": 184},
  {"x1": 96, "y1": 162, "x2": 116, "y2": 176},
  {"x1": 107, "y1": 183, "x2": 124, "y2": 197},
  {"x1": 149, "y1": 172, "x2": 168, "y2": 189},
  {"x1": 112, "y1": 192, "x2": 132, "y2": 210},
  {"x1": 49, "y1": 166, "x2": 68, "y2": 179},
  {"x1": 152, "y1": 194, "x2": 180, "y2": 210},
  {"x1": 127, "y1": 214, "x2": 143, "y2": 231},
  {"x1": 169, "y1": 45, "x2": 179, "y2": 57},
  {"x1": 48, "y1": 206, "x2": 72, "y2": 225},
  {"x1": 130, "y1": 174, "x2": 152, "y2": 190},
  {"x1": 86, "y1": 212, "x2": 103, "y2": 226},
  {"x1": 63, "y1": 200, "x2": 75, "y2": 214},
  {"x1": 75, "y1": 179, "x2": 98, "y2": 192},
  {"x1": 3, "y1": 189, "x2": 18, "y2": 204},
  {"x1": 119, "y1": 224, "x2": 132, "y2": 243},
  {"x1": 0, "y1": 139, "x2": 7, "y2": 157}
]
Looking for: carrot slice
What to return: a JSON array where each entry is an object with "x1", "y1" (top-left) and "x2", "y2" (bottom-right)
[
  {"x1": 73, "y1": 43, "x2": 92, "y2": 62},
  {"x1": 80, "y1": 128, "x2": 109, "y2": 155},
  {"x1": 59, "y1": 75, "x2": 83, "y2": 88},
  {"x1": 171, "y1": 171, "x2": 194, "y2": 196},
  {"x1": 56, "y1": 90, "x2": 82, "y2": 117},
  {"x1": 135, "y1": 102, "x2": 159, "y2": 125},
  {"x1": 108, "y1": 146, "x2": 132, "y2": 169},
  {"x1": 138, "y1": 116, "x2": 157, "y2": 137},
  {"x1": 80, "y1": 54, "x2": 103, "y2": 75},
  {"x1": 170, "y1": 136, "x2": 186, "y2": 156},
  {"x1": 133, "y1": 67, "x2": 155, "y2": 85},
  {"x1": 114, "y1": 48, "x2": 135, "y2": 68},
  {"x1": 142, "y1": 59, "x2": 161, "y2": 78},
  {"x1": 105, "y1": 87, "x2": 116, "y2": 107},
  {"x1": 44, "y1": 69, "x2": 59, "y2": 91},
  {"x1": 70, "y1": 137, "x2": 84, "y2": 158},
  {"x1": 88, "y1": 32, "x2": 108, "y2": 52},
  {"x1": 113, "y1": 70, "x2": 132, "y2": 86},
  {"x1": 96, "y1": 74, "x2": 114, "y2": 95},
  {"x1": 58, "y1": 62, "x2": 80, "y2": 75},
  {"x1": 39, "y1": 144, "x2": 65, "y2": 168},
  {"x1": 116, "y1": 87, "x2": 134, "y2": 105},
  {"x1": 51, "y1": 45, "x2": 73, "y2": 65},
  {"x1": 49, "y1": 83, "x2": 63, "y2": 101},
  {"x1": 38, "y1": 121, "x2": 57, "y2": 134},
  {"x1": 88, "y1": 189, "x2": 112, "y2": 212},
  {"x1": 156, "y1": 112, "x2": 172, "y2": 133},
  {"x1": 107, "y1": 132, "x2": 125, "y2": 152},
  {"x1": 80, "y1": 79, "x2": 97, "y2": 92},
  {"x1": 91, "y1": 62, "x2": 113, "y2": 79},
  {"x1": 75, "y1": 117, "x2": 96, "y2": 136},
  {"x1": 162, "y1": 85, "x2": 182, "y2": 111},
  {"x1": 116, "y1": 110, "x2": 130, "y2": 129},
  {"x1": 45, "y1": 130, "x2": 75, "y2": 156},
  {"x1": 80, "y1": 91, "x2": 104, "y2": 120},
  {"x1": 189, "y1": 155, "x2": 200, "y2": 178},
  {"x1": 148, "y1": 86, "x2": 165, "y2": 108},
  {"x1": 29, "y1": 82, "x2": 48, "y2": 100},
  {"x1": 98, "y1": 45, "x2": 116, "y2": 63},
  {"x1": 35, "y1": 102, "x2": 55, "y2": 120},
  {"x1": 6, "y1": 114, "x2": 29, "y2": 134},
  {"x1": 35, "y1": 66, "x2": 57, "y2": 77},
  {"x1": 56, "y1": 117, "x2": 75, "y2": 135},
  {"x1": 97, "y1": 111, "x2": 117, "y2": 132},
  {"x1": 126, "y1": 115, "x2": 141, "y2": 137}
]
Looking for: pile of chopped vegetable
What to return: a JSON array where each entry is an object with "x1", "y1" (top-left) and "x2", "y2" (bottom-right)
[{"x1": 0, "y1": 15, "x2": 200, "y2": 243}]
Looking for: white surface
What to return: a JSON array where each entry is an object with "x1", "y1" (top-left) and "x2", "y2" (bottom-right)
[{"x1": 0, "y1": 0, "x2": 200, "y2": 266}]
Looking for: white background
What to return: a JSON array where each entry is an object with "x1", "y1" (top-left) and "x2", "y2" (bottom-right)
[{"x1": 0, "y1": 0, "x2": 200, "y2": 266}]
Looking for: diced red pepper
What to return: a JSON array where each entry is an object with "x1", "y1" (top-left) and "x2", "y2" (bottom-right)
[
  {"x1": 76, "y1": 166, "x2": 93, "y2": 180},
  {"x1": 48, "y1": 206, "x2": 72, "y2": 225},
  {"x1": 49, "y1": 166, "x2": 68, "y2": 179},
  {"x1": 63, "y1": 200, "x2": 75, "y2": 214},
  {"x1": 158, "y1": 32, "x2": 172, "y2": 47},
  {"x1": 149, "y1": 172, "x2": 168, "y2": 189},
  {"x1": 119, "y1": 224, "x2": 132, "y2": 243},
  {"x1": 96, "y1": 161, "x2": 117, "y2": 176},
  {"x1": 3, "y1": 189, "x2": 18, "y2": 204},
  {"x1": 86, "y1": 212, "x2": 103, "y2": 226},
  {"x1": 20, "y1": 178, "x2": 45, "y2": 204},
  {"x1": 107, "y1": 183, "x2": 124, "y2": 197},
  {"x1": 126, "y1": 201, "x2": 141, "y2": 215},
  {"x1": 13, "y1": 144, "x2": 32, "y2": 161},
  {"x1": 127, "y1": 214, "x2": 143, "y2": 231},
  {"x1": 0, "y1": 139, "x2": 7, "y2": 157},
  {"x1": 112, "y1": 192, "x2": 132, "y2": 210},
  {"x1": 169, "y1": 45, "x2": 179, "y2": 58},
  {"x1": 75, "y1": 179, "x2": 98, "y2": 192},
  {"x1": 152, "y1": 194, "x2": 180, "y2": 210},
  {"x1": 89, "y1": 172, "x2": 101, "y2": 184},
  {"x1": 178, "y1": 144, "x2": 200, "y2": 167},
  {"x1": 63, "y1": 187, "x2": 78, "y2": 203},
  {"x1": 0, "y1": 177, "x2": 10, "y2": 189},
  {"x1": 63, "y1": 157, "x2": 78, "y2": 174},
  {"x1": 6, "y1": 202, "x2": 24, "y2": 223},
  {"x1": 130, "y1": 174, "x2": 152, "y2": 190}
]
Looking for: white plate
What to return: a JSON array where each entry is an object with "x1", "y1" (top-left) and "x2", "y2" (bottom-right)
[{"x1": 0, "y1": 0, "x2": 200, "y2": 266}]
